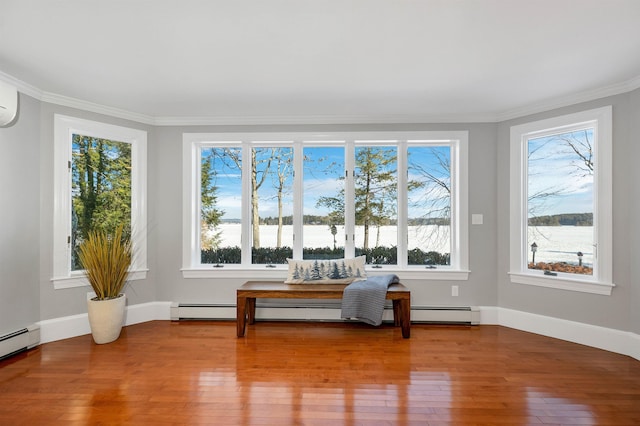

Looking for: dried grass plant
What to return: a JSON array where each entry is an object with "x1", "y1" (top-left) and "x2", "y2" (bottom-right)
[{"x1": 77, "y1": 225, "x2": 132, "y2": 300}]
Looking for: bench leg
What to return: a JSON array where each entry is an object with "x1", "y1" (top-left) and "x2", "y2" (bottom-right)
[
  {"x1": 247, "y1": 298, "x2": 256, "y2": 324},
  {"x1": 237, "y1": 296, "x2": 247, "y2": 337},
  {"x1": 400, "y1": 298, "x2": 410, "y2": 338},
  {"x1": 392, "y1": 299, "x2": 411, "y2": 338},
  {"x1": 392, "y1": 300, "x2": 401, "y2": 327}
]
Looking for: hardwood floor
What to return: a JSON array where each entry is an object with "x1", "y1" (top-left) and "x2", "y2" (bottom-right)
[{"x1": 1, "y1": 321, "x2": 639, "y2": 425}]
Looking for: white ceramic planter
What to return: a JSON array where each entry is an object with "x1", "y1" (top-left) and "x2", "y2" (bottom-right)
[{"x1": 87, "y1": 294, "x2": 126, "y2": 344}]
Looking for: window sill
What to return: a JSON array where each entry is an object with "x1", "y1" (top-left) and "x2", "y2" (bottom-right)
[
  {"x1": 508, "y1": 272, "x2": 614, "y2": 295},
  {"x1": 52, "y1": 269, "x2": 148, "y2": 290},
  {"x1": 181, "y1": 267, "x2": 469, "y2": 281}
]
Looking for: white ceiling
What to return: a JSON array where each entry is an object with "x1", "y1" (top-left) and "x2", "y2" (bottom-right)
[{"x1": 1, "y1": 0, "x2": 640, "y2": 125}]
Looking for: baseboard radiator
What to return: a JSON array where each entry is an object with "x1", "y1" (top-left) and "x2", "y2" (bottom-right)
[
  {"x1": 0, "y1": 324, "x2": 40, "y2": 361},
  {"x1": 171, "y1": 303, "x2": 480, "y2": 325}
]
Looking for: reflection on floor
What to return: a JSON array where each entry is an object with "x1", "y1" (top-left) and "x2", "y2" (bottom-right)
[{"x1": 0, "y1": 321, "x2": 639, "y2": 425}]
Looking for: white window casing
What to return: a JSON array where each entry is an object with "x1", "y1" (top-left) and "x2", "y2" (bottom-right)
[
  {"x1": 509, "y1": 106, "x2": 614, "y2": 295},
  {"x1": 182, "y1": 131, "x2": 469, "y2": 281},
  {"x1": 52, "y1": 115, "x2": 148, "y2": 289}
]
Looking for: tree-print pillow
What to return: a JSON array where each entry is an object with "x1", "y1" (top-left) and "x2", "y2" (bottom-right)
[{"x1": 284, "y1": 256, "x2": 367, "y2": 284}]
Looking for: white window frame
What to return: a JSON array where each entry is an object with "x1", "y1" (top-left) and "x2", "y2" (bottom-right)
[
  {"x1": 52, "y1": 115, "x2": 148, "y2": 289},
  {"x1": 182, "y1": 131, "x2": 469, "y2": 281},
  {"x1": 509, "y1": 106, "x2": 614, "y2": 295}
]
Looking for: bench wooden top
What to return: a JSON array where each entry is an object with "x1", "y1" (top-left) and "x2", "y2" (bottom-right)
[{"x1": 238, "y1": 280, "x2": 410, "y2": 300}]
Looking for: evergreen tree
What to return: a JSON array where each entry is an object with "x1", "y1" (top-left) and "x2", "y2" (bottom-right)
[
  {"x1": 71, "y1": 135, "x2": 131, "y2": 269},
  {"x1": 316, "y1": 147, "x2": 403, "y2": 251},
  {"x1": 200, "y1": 152, "x2": 225, "y2": 249}
]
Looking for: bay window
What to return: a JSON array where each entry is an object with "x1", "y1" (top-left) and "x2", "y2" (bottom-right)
[{"x1": 183, "y1": 131, "x2": 468, "y2": 280}]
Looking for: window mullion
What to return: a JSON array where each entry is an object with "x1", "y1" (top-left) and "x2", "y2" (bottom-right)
[
  {"x1": 241, "y1": 143, "x2": 253, "y2": 265},
  {"x1": 344, "y1": 141, "x2": 355, "y2": 258},
  {"x1": 397, "y1": 141, "x2": 408, "y2": 269},
  {"x1": 293, "y1": 141, "x2": 303, "y2": 258}
]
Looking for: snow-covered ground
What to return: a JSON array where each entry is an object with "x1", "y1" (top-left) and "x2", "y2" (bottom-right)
[
  {"x1": 211, "y1": 224, "x2": 593, "y2": 266},
  {"x1": 528, "y1": 226, "x2": 593, "y2": 266}
]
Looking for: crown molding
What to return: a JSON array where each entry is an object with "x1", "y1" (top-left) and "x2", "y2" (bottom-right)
[
  {"x1": 496, "y1": 75, "x2": 640, "y2": 122},
  {"x1": 40, "y1": 92, "x2": 155, "y2": 126},
  {"x1": 0, "y1": 70, "x2": 43, "y2": 101},
  {"x1": 153, "y1": 112, "x2": 498, "y2": 126},
  {"x1": 2, "y1": 70, "x2": 639, "y2": 126},
  {"x1": 0, "y1": 70, "x2": 156, "y2": 125}
]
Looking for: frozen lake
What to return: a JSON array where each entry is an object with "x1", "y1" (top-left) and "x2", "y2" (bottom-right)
[
  {"x1": 212, "y1": 224, "x2": 593, "y2": 266},
  {"x1": 215, "y1": 224, "x2": 410, "y2": 245},
  {"x1": 528, "y1": 225, "x2": 593, "y2": 266}
]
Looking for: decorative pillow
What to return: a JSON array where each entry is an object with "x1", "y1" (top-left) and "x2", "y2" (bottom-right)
[{"x1": 284, "y1": 256, "x2": 367, "y2": 284}]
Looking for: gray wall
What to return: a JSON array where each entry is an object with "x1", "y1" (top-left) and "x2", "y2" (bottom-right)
[
  {"x1": 497, "y1": 89, "x2": 639, "y2": 331},
  {"x1": 1, "y1": 88, "x2": 638, "y2": 336},
  {"x1": 154, "y1": 123, "x2": 499, "y2": 310},
  {"x1": 0, "y1": 94, "x2": 40, "y2": 335},
  {"x1": 630, "y1": 89, "x2": 640, "y2": 335},
  {"x1": 37, "y1": 101, "x2": 157, "y2": 321}
]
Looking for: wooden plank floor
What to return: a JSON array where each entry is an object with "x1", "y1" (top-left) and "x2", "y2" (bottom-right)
[{"x1": 1, "y1": 321, "x2": 639, "y2": 425}]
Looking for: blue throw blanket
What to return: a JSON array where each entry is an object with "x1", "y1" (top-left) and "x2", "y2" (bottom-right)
[{"x1": 341, "y1": 274, "x2": 399, "y2": 326}]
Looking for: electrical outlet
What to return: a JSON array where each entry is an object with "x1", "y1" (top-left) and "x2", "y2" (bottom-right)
[{"x1": 451, "y1": 285, "x2": 459, "y2": 297}]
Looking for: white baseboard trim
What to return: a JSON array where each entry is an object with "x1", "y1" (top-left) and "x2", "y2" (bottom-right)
[
  {"x1": 36, "y1": 302, "x2": 639, "y2": 361},
  {"x1": 630, "y1": 333, "x2": 640, "y2": 361},
  {"x1": 124, "y1": 301, "x2": 172, "y2": 324},
  {"x1": 491, "y1": 307, "x2": 640, "y2": 361},
  {"x1": 38, "y1": 301, "x2": 171, "y2": 344}
]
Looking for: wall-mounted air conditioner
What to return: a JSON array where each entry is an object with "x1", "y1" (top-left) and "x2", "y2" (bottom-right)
[{"x1": 0, "y1": 80, "x2": 18, "y2": 127}]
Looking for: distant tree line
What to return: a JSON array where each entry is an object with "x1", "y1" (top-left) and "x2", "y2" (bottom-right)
[
  {"x1": 257, "y1": 215, "x2": 450, "y2": 226},
  {"x1": 259, "y1": 215, "x2": 333, "y2": 226},
  {"x1": 528, "y1": 213, "x2": 592, "y2": 226},
  {"x1": 407, "y1": 217, "x2": 450, "y2": 226}
]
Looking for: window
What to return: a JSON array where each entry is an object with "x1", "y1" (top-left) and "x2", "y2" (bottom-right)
[
  {"x1": 407, "y1": 145, "x2": 452, "y2": 266},
  {"x1": 302, "y1": 145, "x2": 346, "y2": 259},
  {"x1": 71, "y1": 135, "x2": 132, "y2": 271},
  {"x1": 251, "y1": 145, "x2": 294, "y2": 264},
  {"x1": 53, "y1": 115, "x2": 147, "y2": 289},
  {"x1": 353, "y1": 144, "x2": 399, "y2": 265},
  {"x1": 509, "y1": 106, "x2": 614, "y2": 295},
  {"x1": 183, "y1": 131, "x2": 468, "y2": 280},
  {"x1": 199, "y1": 145, "x2": 243, "y2": 265}
]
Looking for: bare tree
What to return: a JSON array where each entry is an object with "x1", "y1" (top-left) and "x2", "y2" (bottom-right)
[
  {"x1": 526, "y1": 129, "x2": 594, "y2": 245},
  {"x1": 250, "y1": 148, "x2": 273, "y2": 248},
  {"x1": 554, "y1": 129, "x2": 593, "y2": 175},
  {"x1": 407, "y1": 147, "x2": 450, "y2": 256},
  {"x1": 270, "y1": 148, "x2": 293, "y2": 248},
  {"x1": 212, "y1": 148, "x2": 272, "y2": 249},
  {"x1": 528, "y1": 129, "x2": 594, "y2": 215}
]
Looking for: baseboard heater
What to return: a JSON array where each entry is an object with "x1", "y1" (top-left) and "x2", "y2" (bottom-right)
[
  {"x1": 0, "y1": 324, "x2": 40, "y2": 361},
  {"x1": 171, "y1": 303, "x2": 480, "y2": 325},
  {"x1": 410, "y1": 306, "x2": 480, "y2": 324}
]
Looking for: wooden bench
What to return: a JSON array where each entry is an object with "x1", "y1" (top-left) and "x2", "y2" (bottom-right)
[{"x1": 236, "y1": 281, "x2": 411, "y2": 338}]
